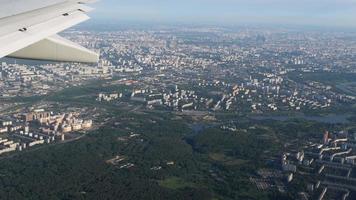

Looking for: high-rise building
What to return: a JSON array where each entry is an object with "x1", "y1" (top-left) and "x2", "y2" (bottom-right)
[
  {"x1": 24, "y1": 125, "x2": 29, "y2": 134},
  {"x1": 323, "y1": 131, "x2": 329, "y2": 145},
  {"x1": 24, "y1": 112, "x2": 51, "y2": 122}
]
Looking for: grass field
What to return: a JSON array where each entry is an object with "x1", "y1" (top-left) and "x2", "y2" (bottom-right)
[{"x1": 158, "y1": 177, "x2": 197, "y2": 190}]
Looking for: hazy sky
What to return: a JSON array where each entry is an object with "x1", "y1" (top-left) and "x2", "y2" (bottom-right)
[{"x1": 90, "y1": 0, "x2": 356, "y2": 27}]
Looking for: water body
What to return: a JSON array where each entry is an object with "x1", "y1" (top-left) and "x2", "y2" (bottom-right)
[
  {"x1": 250, "y1": 114, "x2": 351, "y2": 124},
  {"x1": 191, "y1": 124, "x2": 204, "y2": 134},
  {"x1": 190, "y1": 123, "x2": 212, "y2": 135}
]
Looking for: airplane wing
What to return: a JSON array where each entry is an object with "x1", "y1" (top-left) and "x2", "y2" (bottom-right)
[{"x1": 0, "y1": 0, "x2": 99, "y2": 63}]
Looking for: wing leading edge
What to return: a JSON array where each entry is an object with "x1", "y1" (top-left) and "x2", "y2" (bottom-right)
[{"x1": 0, "y1": 0, "x2": 99, "y2": 63}]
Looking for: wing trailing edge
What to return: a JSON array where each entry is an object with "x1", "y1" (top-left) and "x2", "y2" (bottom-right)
[{"x1": 9, "y1": 34, "x2": 99, "y2": 63}]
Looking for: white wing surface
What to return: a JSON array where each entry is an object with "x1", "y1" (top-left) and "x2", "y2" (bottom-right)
[{"x1": 0, "y1": 0, "x2": 99, "y2": 63}]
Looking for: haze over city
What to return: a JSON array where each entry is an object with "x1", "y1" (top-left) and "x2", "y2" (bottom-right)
[{"x1": 91, "y1": 0, "x2": 356, "y2": 28}]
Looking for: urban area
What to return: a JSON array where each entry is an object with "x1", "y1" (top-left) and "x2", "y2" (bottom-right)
[{"x1": 0, "y1": 26, "x2": 356, "y2": 200}]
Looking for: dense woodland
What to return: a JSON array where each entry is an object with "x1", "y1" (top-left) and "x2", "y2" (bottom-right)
[{"x1": 0, "y1": 79, "x2": 353, "y2": 200}]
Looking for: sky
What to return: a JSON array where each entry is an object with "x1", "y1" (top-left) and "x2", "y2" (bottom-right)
[{"x1": 90, "y1": 0, "x2": 356, "y2": 27}]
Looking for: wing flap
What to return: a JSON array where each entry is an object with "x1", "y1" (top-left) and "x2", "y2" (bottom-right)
[{"x1": 9, "y1": 34, "x2": 99, "y2": 63}]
